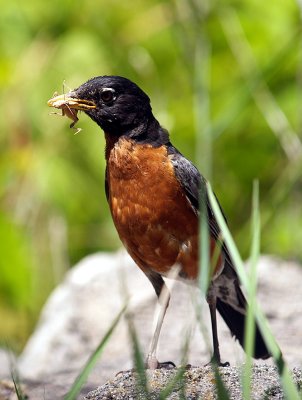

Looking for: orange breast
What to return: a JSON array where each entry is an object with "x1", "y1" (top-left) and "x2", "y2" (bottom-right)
[{"x1": 106, "y1": 137, "x2": 222, "y2": 280}]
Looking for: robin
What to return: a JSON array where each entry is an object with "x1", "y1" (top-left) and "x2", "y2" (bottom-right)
[{"x1": 48, "y1": 75, "x2": 270, "y2": 368}]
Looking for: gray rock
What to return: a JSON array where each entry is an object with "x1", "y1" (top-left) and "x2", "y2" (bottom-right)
[
  {"x1": 18, "y1": 251, "x2": 155, "y2": 381},
  {"x1": 255, "y1": 255, "x2": 302, "y2": 367},
  {"x1": 0, "y1": 349, "x2": 11, "y2": 377},
  {"x1": 84, "y1": 365, "x2": 302, "y2": 400},
  {"x1": 17, "y1": 253, "x2": 302, "y2": 398}
]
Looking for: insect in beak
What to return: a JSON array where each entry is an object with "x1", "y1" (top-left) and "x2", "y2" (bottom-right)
[{"x1": 47, "y1": 93, "x2": 96, "y2": 134}]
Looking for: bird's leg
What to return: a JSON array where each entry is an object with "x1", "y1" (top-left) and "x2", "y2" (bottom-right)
[
  {"x1": 141, "y1": 269, "x2": 178, "y2": 369},
  {"x1": 206, "y1": 284, "x2": 230, "y2": 367},
  {"x1": 146, "y1": 284, "x2": 175, "y2": 369}
]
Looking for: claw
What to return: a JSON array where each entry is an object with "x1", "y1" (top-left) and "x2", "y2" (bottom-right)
[
  {"x1": 151, "y1": 361, "x2": 176, "y2": 370},
  {"x1": 145, "y1": 353, "x2": 176, "y2": 369},
  {"x1": 115, "y1": 360, "x2": 176, "y2": 377},
  {"x1": 205, "y1": 357, "x2": 230, "y2": 368}
]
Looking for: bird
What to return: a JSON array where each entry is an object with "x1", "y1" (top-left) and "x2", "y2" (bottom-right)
[{"x1": 48, "y1": 75, "x2": 270, "y2": 368}]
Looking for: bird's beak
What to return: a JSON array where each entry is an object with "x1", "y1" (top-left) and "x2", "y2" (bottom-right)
[{"x1": 47, "y1": 93, "x2": 96, "y2": 111}]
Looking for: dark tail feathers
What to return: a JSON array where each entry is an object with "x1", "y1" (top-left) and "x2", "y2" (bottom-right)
[{"x1": 216, "y1": 286, "x2": 270, "y2": 359}]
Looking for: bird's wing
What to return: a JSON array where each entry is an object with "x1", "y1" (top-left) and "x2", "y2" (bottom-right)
[
  {"x1": 105, "y1": 166, "x2": 109, "y2": 201},
  {"x1": 168, "y1": 144, "x2": 227, "y2": 245}
]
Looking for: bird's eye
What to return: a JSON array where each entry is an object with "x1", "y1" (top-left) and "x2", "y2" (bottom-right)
[{"x1": 100, "y1": 88, "x2": 115, "y2": 103}]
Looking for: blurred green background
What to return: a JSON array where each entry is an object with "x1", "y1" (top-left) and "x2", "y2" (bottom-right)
[{"x1": 0, "y1": 0, "x2": 301, "y2": 351}]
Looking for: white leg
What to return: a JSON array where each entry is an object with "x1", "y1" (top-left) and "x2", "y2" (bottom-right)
[{"x1": 146, "y1": 285, "x2": 170, "y2": 369}]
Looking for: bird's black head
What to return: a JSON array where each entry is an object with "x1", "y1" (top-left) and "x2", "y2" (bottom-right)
[
  {"x1": 48, "y1": 75, "x2": 170, "y2": 145},
  {"x1": 72, "y1": 76, "x2": 154, "y2": 135}
]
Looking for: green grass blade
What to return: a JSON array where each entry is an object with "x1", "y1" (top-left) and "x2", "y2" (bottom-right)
[
  {"x1": 11, "y1": 371, "x2": 27, "y2": 400},
  {"x1": 212, "y1": 365, "x2": 231, "y2": 400},
  {"x1": 7, "y1": 348, "x2": 27, "y2": 400},
  {"x1": 207, "y1": 183, "x2": 300, "y2": 400},
  {"x1": 207, "y1": 183, "x2": 248, "y2": 288},
  {"x1": 158, "y1": 366, "x2": 186, "y2": 400},
  {"x1": 158, "y1": 327, "x2": 193, "y2": 399},
  {"x1": 242, "y1": 181, "x2": 260, "y2": 399},
  {"x1": 199, "y1": 190, "x2": 210, "y2": 296},
  {"x1": 127, "y1": 315, "x2": 150, "y2": 398},
  {"x1": 11, "y1": 377, "x2": 27, "y2": 400},
  {"x1": 64, "y1": 303, "x2": 127, "y2": 400}
]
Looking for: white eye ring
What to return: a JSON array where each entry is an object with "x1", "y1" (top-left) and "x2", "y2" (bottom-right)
[{"x1": 101, "y1": 88, "x2": 116, "y2": 103}]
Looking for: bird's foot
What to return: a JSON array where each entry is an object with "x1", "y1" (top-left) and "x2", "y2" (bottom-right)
[
  {"x1": 146, "y1": 354, "x2": 175, "y2": 370},
  {"x1": 205, "y1": 356, "x2": 230, "y2": 368},
  {"x1": 154, "y1": 361, "x2": 176, "y2": 370},
  {"x1": 217, "y1": 361, "x2": 230, "y2": 367},
  {"x1": 115, "y1": 368, "x2": 134, "y2": 377},
  {"x1": 115, "y1": 358, "x2": 176, "y2": 376}
]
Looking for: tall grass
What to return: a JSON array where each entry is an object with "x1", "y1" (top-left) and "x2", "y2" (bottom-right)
[
  {"x1": 60, "y1": 181, "x2": 301, "y2": 399},
  {"x1": 208, "y1": 183, "x2": 300, "y2": 399},
  {"x1": 9, "y1": 351, "x2": 28, "y2": 400},
  {"x1": 242, "y1": 181, "x2": 260, "y2": 400}
]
